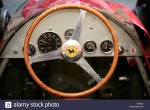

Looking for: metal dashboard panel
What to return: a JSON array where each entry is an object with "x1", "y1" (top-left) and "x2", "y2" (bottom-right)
[{"x1": 0, "y1": 9, "x2": 142, "y2": 58}]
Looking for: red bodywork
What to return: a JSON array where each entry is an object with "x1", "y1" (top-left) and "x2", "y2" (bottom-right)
[{"x1": 21, "y1": 0, "x2": 150, "y2": 71}]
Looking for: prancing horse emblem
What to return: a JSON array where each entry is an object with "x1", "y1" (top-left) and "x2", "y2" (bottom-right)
[
  {"x1": 66, "y1": 46, "x2": 77, "y2": 58},
  {"x1": 68, "y1": 48, "x2": 75, "y2": 54}
]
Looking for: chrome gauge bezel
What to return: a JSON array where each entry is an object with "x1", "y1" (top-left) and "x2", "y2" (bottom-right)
[
  {"x1": 64, "y1": 29, "x2": 74, "y2": 40},
  {"x1": 84, "y1": 41, "x2": 97, "y2": 54},
  {"x1": 100, "y1": 40, "x2": 113, "y2": 54}
]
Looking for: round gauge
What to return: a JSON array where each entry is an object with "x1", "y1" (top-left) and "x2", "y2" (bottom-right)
[
  {"x1": 84, "y1": 41, "x2": 97, "y2": 53},
  {"x1": 38, "y1": 32, "x2": 62, "y2": 54},
  {"x1": 22, "y1": 44, "x2": 36, "y2": 56},
  {"x1": 100, "y1": 40, "x2": 113, "y2": 54},
  {"x1": 28, "y1": 44, "x2": 36, "y2": 56},
  {"x1": 65, "y1": 29, "x2": 74, "y2": 40}
]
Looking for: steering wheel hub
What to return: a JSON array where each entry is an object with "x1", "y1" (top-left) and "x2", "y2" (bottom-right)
[{"x1": 61, "y1": 40, "x2": 82, "y2": 62}]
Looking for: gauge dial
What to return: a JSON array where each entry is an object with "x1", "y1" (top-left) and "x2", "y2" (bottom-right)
[
  {"x1": 100, "y1": 40, "x2": 113, "y2": 54},
  {"x1": 38, "y1": 32, "x2": 62, "y2": 54},
  {"x1": 84, "y1": 41, "x2": 97, "y2": 53},
  {"x1": 28, "y1": 44, "x2": 36, "y2": 56},
  {"x1": 23, "y1": 44, "x2": 36, "y2": 56},
  {"x1": 65, "y1": 29, "x2": 74, "y2": 40}
]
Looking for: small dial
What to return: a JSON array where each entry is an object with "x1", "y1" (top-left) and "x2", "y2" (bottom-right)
[
  {"x1": 100, "y1": 40, "x2": 113, "y2": 54},
  {"x1": 38, "y1": 32, "x2": 62, "y2": 54},
  {"x1": 84, "y1": 41, "x2": 97, "y2": 53},
  {"x1": 64, "y1": 29, "x2": 74, "y2": 40},
  {"x1": 28, "y1": 44, "x2": 36, "y2": 56},
  {"x1": 23, "y1": 44, "x2": 36, "y2": 56}
]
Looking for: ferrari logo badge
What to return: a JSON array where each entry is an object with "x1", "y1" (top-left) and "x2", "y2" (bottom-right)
[{"x1": 66, "y1": 46, "x2": 77, "y2": 57}]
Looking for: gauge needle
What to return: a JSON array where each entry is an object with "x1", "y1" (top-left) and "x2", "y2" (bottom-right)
[{"x1": 40, "y1": 40, "x2": 51, "y2": 45}]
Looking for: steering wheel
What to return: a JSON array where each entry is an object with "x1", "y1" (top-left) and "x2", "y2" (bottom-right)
[{"x1": 24, "y1": 4, "x2": 119, "y2": 98}]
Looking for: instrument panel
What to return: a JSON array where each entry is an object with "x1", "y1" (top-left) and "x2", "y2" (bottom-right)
[{"x1": 0, "y1": 9, "x2": 142, "y2": 58}]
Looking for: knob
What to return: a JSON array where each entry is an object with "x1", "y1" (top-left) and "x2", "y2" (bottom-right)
[{"x1": 119, "y1": 45, "x2": 124, "y2": 54}]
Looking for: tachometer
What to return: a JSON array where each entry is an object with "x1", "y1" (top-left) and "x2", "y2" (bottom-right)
[{"x1": 37, "y1": 32, "x2": 62, "y2": 54}]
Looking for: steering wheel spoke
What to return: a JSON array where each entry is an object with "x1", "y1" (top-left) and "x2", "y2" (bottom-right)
[
  {"x1": 30, "y1": 49, "x2": 62, "y2": 64},
  {"x1": 70, "y1": 9, "x2": 87, "y2": 41},
  {"x1": 75, "y1": 57, "x2": 102, "y2": 83}
]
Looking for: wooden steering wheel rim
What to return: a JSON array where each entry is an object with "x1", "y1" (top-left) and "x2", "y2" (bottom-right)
[{"x1": 24, "y1": 4, "x2": 119, "y2": 98}]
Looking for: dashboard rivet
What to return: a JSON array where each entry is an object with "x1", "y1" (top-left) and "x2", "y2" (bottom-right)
[
  {"x1": 14, "y1": 50, "x2": 18, "y2": 54},
  {"x1": 49, "y1": 27, "x2": 52, "y2": 30},
  {"x1": 90, "y1": 26, "x2": 93, "y2": 30}
]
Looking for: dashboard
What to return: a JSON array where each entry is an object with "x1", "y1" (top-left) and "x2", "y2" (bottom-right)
[
  {"x1": 0, "y1": 9, "x2": 142, "y2": 58},
  {"x1": 0, "y1": 6, "x2": 150, "y2": 99}
]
